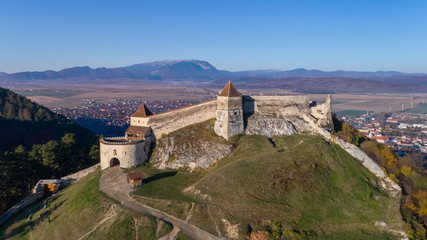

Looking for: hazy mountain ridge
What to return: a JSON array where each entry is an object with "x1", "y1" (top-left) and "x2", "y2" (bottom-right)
[
  {"x1": 2, "y1": 60, "x2": 426, "y2": 93},
  {"x1": 264, "y1": 68, "x2": 422, "y2": 79},
  {"x1": 1, "y1": 60, "x2": 425, "y2": 83},
  {"x1": 215, "y1": 77, "x2": 427, "y2": 93},
  {"x1": 0, "y1": 60, "x2": 230, "y2": 82}
]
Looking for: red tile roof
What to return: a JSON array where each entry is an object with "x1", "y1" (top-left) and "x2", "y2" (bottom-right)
[
  {"x1": 126, "y1": 126, "x2": 150, "y2": 136},
  {"x1": 373, "y1": 136, "x2": 389, "y2": 141},
  {"x1": 218, "y1": 81, "x2": 242, "y2": 97},
  {"x1": 128, "y1": 171, "x2": 145, "y2": 179},
  {"x1": 131, "y1": 104, "x2": 153, "y2": 118}
]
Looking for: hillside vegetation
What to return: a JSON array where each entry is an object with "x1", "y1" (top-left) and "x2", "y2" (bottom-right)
[
  {"x1": 0, "y1": 170, "x2": 188, "y2": 240},
  {"x1": 0, "y1": 87, "x2": 94, "y2": 151},
  {"x1": 1, "y1": 133, "x2": 406, "y2": 239},
  {"x1": 335, "y1": 118, "x2": 427, "y2": 239},
  {"x1": 131, "y1": 134, "x2": 405, "y2": 239},
  {"x1": 0, "y1": 88, "x2": 99, "y2": 214}
]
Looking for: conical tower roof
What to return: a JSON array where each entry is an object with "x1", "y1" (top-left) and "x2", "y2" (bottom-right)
[
  {"x1": 218, "y1": 81, "x2": 242, "y2": 97},
  {"x1": 131, "y1": 104, "x2": 153, "y2": 117}
]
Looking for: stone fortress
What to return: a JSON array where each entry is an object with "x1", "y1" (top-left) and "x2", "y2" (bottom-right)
[{"x1": 100, "y1": 81, "x2": 333, "y2": 170}]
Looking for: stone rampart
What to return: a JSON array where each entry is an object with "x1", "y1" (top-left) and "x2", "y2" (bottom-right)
[
  {"x1": 146, "y1": 100, "x2": 217, "y2": 138},
  {"x1": 61, "y1": 163, "x2": 100, "y2": 184},
  {"x1": 0, "y1": 191, "x2": 43, "y2": 225},
  {"x1": 243, "y1": 95, "x2": 310, "y2": 117}
]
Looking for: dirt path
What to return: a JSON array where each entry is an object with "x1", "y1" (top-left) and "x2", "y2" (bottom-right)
[
  {"x1": 185, "y1": 202, "x2": 195, "y2": 222},
  {"x1": 158, "y1": 226, "x2": 180, "y2": 240},
  {"x1": 78, "y1": 204, "x2": 119, "y2": 240},
  {"x1": 99, "y1": 166, "x2": 221, "y2": 240}
]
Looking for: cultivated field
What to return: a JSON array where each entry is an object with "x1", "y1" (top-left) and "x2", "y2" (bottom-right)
[{"x1": 3, "y1": 82, "x2": 427, "y2": 113}]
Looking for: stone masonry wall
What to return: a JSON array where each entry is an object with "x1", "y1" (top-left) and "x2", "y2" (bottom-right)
[
  {"x1": 243, "y1": 95, "x2": 310, "y2": 117},
  {"x1": 100, "y1": 141, "x2": 148, "y2": 170},
  {"x1": 61, "y1": 163, "x2": 100, "y2": 183},
  {"x1": 146, "y1": 100, "x2": 217, "y2": 138},
  {"x1": 0, "y1": 191, "x2": 43, "y2": 225}
]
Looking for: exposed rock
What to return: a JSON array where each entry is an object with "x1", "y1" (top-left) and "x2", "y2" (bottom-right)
[
  {"x1": 222, "y1": 219, "x2": 240, "y2": 239},
  {"x1": 245, "y1": 114, "x2": 298, "y2": 137},
  {"x1": 309, "y1": 94, "x2": 334, "y2": 131},
  {"x1": 374, "y1": 221, "x2": 388, "y2": 228},
  {"x1": 250, "y1": 230, "x2": 270, "y2": 240},
  {"x1": 245, "y1": 114, "x2": 316, "y2": 138},
  {"x1": 150, "y1": 120, "x2": 233, "y2": 171}
]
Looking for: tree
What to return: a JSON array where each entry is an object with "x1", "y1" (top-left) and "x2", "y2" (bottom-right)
[{"x1": 40, "y1": 141, "x2": 60, "y2": 177}]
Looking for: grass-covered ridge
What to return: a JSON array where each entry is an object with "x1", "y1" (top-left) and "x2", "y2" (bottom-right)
[{"x1": 132, "y1": 134, "x2": 405, "y2": 239}]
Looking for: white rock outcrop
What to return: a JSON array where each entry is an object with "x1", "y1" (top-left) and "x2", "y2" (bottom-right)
[
  {"x1": 151, "y1": 135, "x2": 233, "y2": 171},
  {"x1": 245, "y1": 114, "x2": 298, "y2": 137}
]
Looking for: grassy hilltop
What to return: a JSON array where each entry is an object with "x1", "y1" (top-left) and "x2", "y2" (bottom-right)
[
  {"x1": 133, "y1": 134, "x2": 404, "y2": 239},
  {"x1": 1, "y1": 130, "x2": 406, "y2": 239}
]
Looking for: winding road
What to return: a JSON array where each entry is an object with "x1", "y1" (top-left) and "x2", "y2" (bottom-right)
[{"x1": 99, "y1": 166, "x2": 221, "y2": 240}]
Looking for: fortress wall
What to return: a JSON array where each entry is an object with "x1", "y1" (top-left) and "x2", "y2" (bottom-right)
[
  {"x1": 146, "y1": 100, "x2": 217, "y2": 137},
  {"x1": 100, "y1": 142, "x2": 148, "y2": 169},
  {"x1": 0, "y1": 191, "x2": 43, "y2": 225},
  {"x1": 243, "y1": 95, "x2": 310, "y2": 116},
  {"x1": 61, "y1": 163, "x2": 100, "y2": 183}
]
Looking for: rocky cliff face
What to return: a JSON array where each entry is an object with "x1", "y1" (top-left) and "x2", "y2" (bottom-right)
[
  {"x1": 245, "y1": 113, "x2": 316, "y2": 138},
  {"x1": 245, "y1": 114, "x2": 298, "y2": 137},
  {"x1": 150, "y1": 120, "x2": 234, "y2": 171}
]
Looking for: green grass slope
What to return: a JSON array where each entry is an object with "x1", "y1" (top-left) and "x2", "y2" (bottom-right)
[
  {"x1": 0, "y1": 170, "x2": 188, "y2": 240},
  {"x1": 1, "y1": 134, "x2": 406, "y2": 239},
  {"x1": 132, "y1": 134, "x2": 405, "y2": 239}
]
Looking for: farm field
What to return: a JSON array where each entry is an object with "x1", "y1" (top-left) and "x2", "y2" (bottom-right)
[{"x1": 2, "y1": 82, "x2": 427, "y2": 113}]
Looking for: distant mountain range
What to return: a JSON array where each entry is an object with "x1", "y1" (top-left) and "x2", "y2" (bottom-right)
[
  {"x1": 220, "y1": 77, "x2": 427, "y2": 94},
  {"x1": 0, "y1": 60, "x2": 230, "y2": 82},
  {"x1": 1, "y1": 59, "x2": 425, "y2": 82},
  {"x1": 1, "y1": 60, "x2": 426, "y2": 93}
]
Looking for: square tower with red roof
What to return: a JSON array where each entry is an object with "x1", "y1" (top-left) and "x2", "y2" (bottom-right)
[{"x1": 214, "y1": 81, "x2": 244, "y2": 139}]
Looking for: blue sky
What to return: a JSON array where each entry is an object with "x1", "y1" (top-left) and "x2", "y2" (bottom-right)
[{"x1": 0, "y1": 0, "x2": 426, "y2": 73}]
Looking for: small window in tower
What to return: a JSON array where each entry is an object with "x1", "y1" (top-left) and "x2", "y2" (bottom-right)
[
  {"x1": 138, "y1": 120, "x2": 140, "y2": 123},
  {"x1": 234, "y1": 111, "x2": 237, "y2": 115}
]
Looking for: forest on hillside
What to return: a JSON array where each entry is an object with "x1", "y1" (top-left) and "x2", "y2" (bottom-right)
[
  {"x1": 0, "y1": 88, "x2": 94, "y2": 151},
  {"x1": 0, "y1": 88, "x2": 99, "y2": 214}
]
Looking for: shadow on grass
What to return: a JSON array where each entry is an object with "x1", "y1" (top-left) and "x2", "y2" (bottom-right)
[
  {"x1": 0, "y1": 196, "x2": 66, "y2": 239},
  {"x1": 143, "y1": 171, "x2": 177, "y2": 184}
]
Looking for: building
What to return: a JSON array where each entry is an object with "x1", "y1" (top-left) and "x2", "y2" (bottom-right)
[
  {"x1": 127, "y1": 171, "x2": 144, "y2": 187},
  {"x1": 214, "y1": 82, "x2": 244, "y2": 139},
  {"x1": 100, "y1": 81, "x2": 333, "y2": 170},
  {"x1": 372, "y1": 136, "x2": 390, "y2": 144}
]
